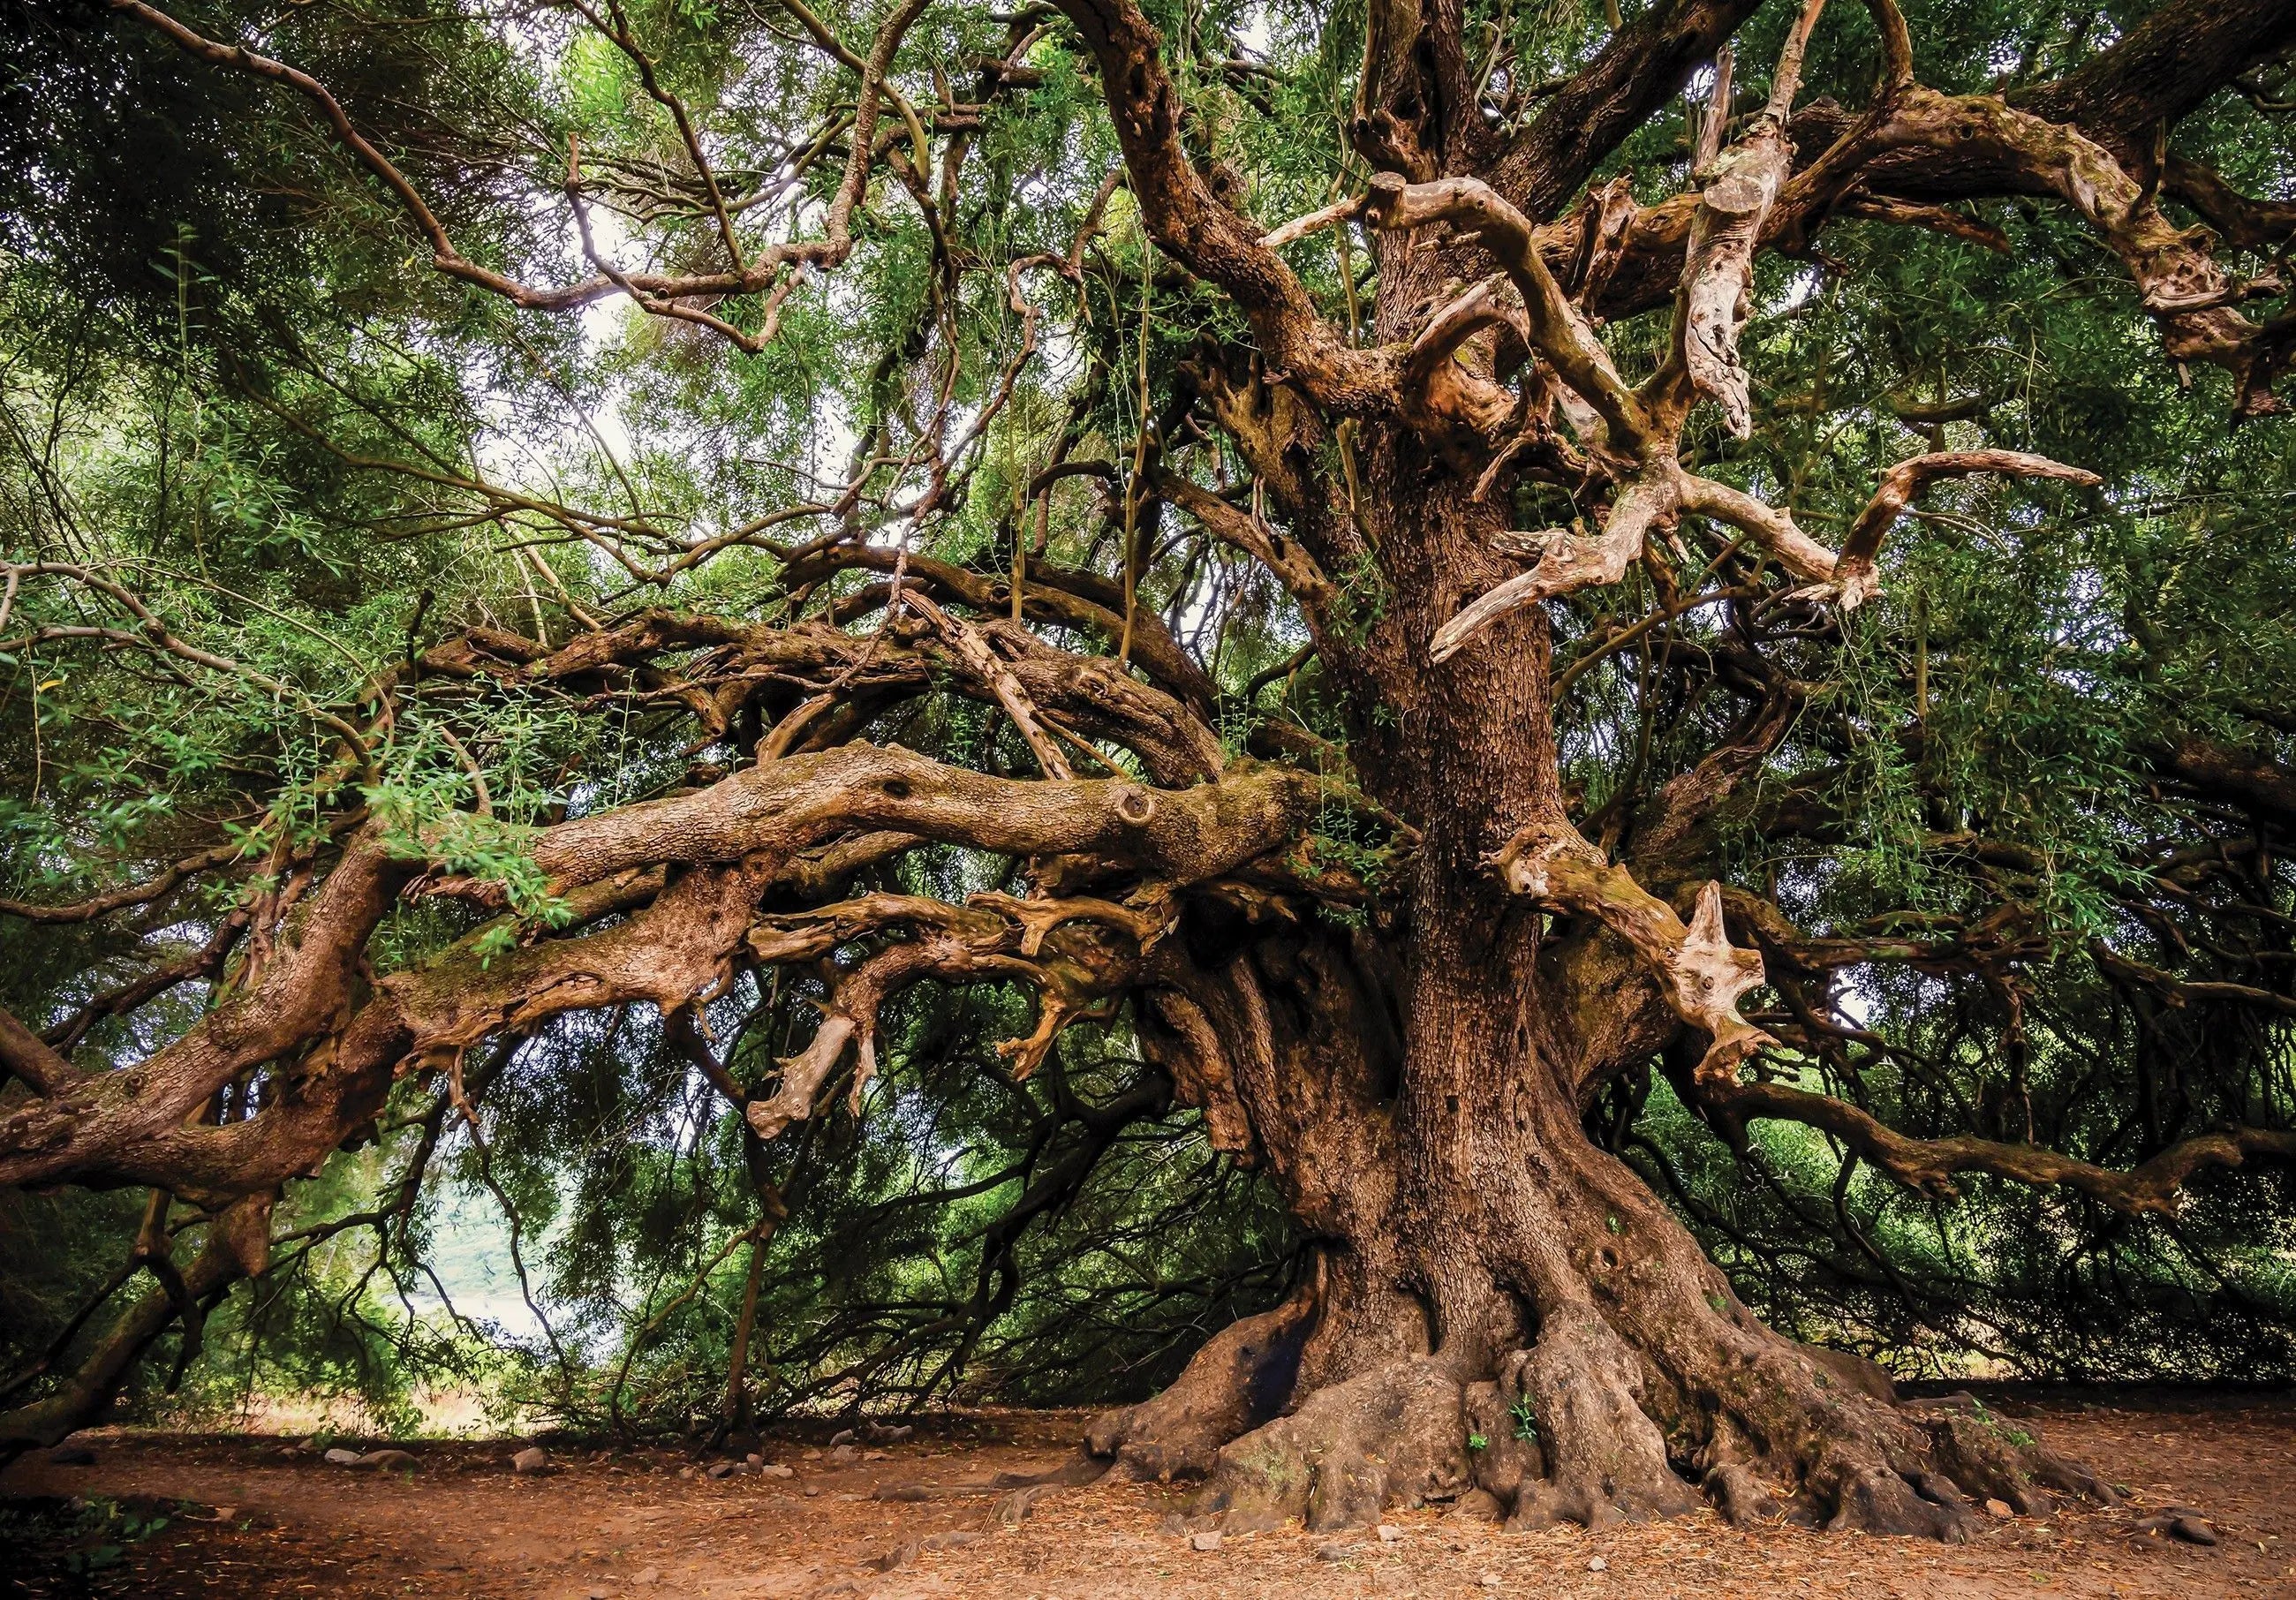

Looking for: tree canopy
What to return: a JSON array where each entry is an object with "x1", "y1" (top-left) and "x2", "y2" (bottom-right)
[{"x1": 3, "y1": 0, "x2": 2295, "y2": 1537}]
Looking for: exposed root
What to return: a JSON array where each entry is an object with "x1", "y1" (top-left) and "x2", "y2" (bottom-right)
[
  {"x1": 1461, "y1": 1372, "x2": 1544, "y2": 1507},
  {"x1": 1696, "y1": 1360, "x2": 2119, "y2": 1540},
  {"x1": 1912, "y1": 1392, "x2": 2121, "y2": 1512},
  {"x1": 1187, "y1": 1360, "x2": 1469, "y2": 1532},
  {"x1": 1084, "y1": 1293, "x2": 1311, "y2": 1481},
  {"x1": 1703, "y1": 1461, "x2": 1786, "y2": 1526},
  {"x1": 1082, "y1": 1248, "x2": 2113, "y2": 1544},
  {"x1": 1816, "y1": 1457, "x2": 1984, "y2": 1541},
  {"x1": 1507, "y1": 1306, "x2": 1702, "y2": 1531}
]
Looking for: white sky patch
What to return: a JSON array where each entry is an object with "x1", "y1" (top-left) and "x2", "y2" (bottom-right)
[
  {"x1": 413, "y1": 1187, "x2": 551, "y2": 1342},
  {"x1": 1235, "y1": 4, "x2": 1272, "y2": 59},
  {"x1": 1770, "y1": 265, "x2": 1824, "y2": 314},
  {"x1": 1832, "y1": 976, "x2": 1873, "y2": 1030}
]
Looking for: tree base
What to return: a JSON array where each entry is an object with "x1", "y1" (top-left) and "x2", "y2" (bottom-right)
[{"x1": 1085, "y1": 1294, "x2": 2117, "y2": 1542}]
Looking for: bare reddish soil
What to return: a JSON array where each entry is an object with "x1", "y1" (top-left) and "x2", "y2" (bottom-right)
[{"x1": 3, "y1": 1392, "x2": 2291, "y2": 1599}]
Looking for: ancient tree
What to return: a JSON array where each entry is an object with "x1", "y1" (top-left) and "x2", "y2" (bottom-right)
[{"x1": 5, "y1": 0, "x2": 2296, "y2": 1539}]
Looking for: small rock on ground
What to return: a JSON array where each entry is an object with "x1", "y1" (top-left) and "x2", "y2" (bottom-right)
[
  {"x1": 1376, "y1": 1523, "x2": 1402, "y2": 1543},
  {"x1": 1190, "y1": 1531, "x2": 1224, "y2": 1551},
  {"x1": 634, "y1": 1566, "x2": 661, "y2": 1584},
  {"x1": 1589, "y1": 1555, "x2": 1608, "y2": 1572},
  {"x1": 1984, "y1": 1498, "x2": 2014, "y2": 1517},
  {"x1": 511, "y1": 1445, "x2": 553, "y2": 1475},
  {"x1": 1316, "y1": 1542, "x2": 1354, "y2": 1562},
  {"x1": 323, "y1": 1448, "x2": 363, "y2": 1467}
]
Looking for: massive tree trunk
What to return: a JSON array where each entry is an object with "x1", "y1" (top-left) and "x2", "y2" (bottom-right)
[
  {"x1": 1096, "y1": 867, "x2": 2114, "y2": 1536},
  {"x1": 1086, "y1": 444, "x2": 2111, "y2": 1538}
]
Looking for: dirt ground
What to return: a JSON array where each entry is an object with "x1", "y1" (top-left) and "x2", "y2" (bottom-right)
[{"x1": 4, "y1": 1391, "x2": 2291, "y2": 1599}]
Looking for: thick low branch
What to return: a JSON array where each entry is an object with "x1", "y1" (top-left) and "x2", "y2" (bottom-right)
[
  {"x1": 0, "y1": 1005, "x2": 79, "y2": 1096},
  {"x1": 1704, "y1": 1075, "x2": 2296, "y2": 1219},
  {"x1": 1, "y1": 741, "x2": 1322, "y2": 1196},
  {"x1": 0, "y1": 1196, "x2": 273, "y2": 1452},
  {"x1": 1498, "y1": 819, "x2": 1771, "y2": 1081},
  {"x1": 1428, "y1": 470, "x2": 1673, "y2": 663},
  {"x1": 1830, "y1": 450, "x2": 2100, "y2": 603},
  {"x1": 524, "y1": 743, "x2": 1317, "y2": 894}
]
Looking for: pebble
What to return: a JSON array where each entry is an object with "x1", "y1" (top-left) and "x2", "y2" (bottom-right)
[
  {"x1": 633, "y1": 1566, "x2": 661, "y2": 1585},
  {"x1": 323, "y1": 1447, "x2": 364, "y2": 1466},
  {"x1": 1588, "y1": 1555, "x2": 1608, "y2": 1573},
  {"x1": 804, "y1": 1485, "x2": 821, "y2": 1498},
  {"x1": 830, "y1": 1445, "x2": 857, "y2": 1463},
  {"x1": 512, "y1": 1446, "x2": 552, "y2": 1475},
  {"x1": 829, "y1": 1428, "x2": 857, "y2": 1445},
  {"x1": 359, "y1": 1448, "x2": 418, "y2": 1470},
  {"x1": 1189, "y1": 1531, "x2": 1224, "y2": 1551},
  {"x1": 760, "y1": 1462, "x2": 794, "y2": 1478},
  {"x1": 746, "y1": 1453, "x2": 764, "y2": 1467},
  {"x1": 1983, "y1": 1498, "x2": 2013, "y2": 1518},
  {"x1": 1317, "y1": 1542, "x2": 1354, "y2": 1562},
  {"x1": 1480, "y1": 1576, "x2": 1503, "y2": 1589},
  {"x1": 1376, "y1": 1522, "x2": 1403, "y2": 1543},
  {"x1": 802, "y1": 1448, "x2": 823, "y2": 1460},
  {"x1": 706, "y1": 1461, "x2": 736, "y2": 1480}
]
